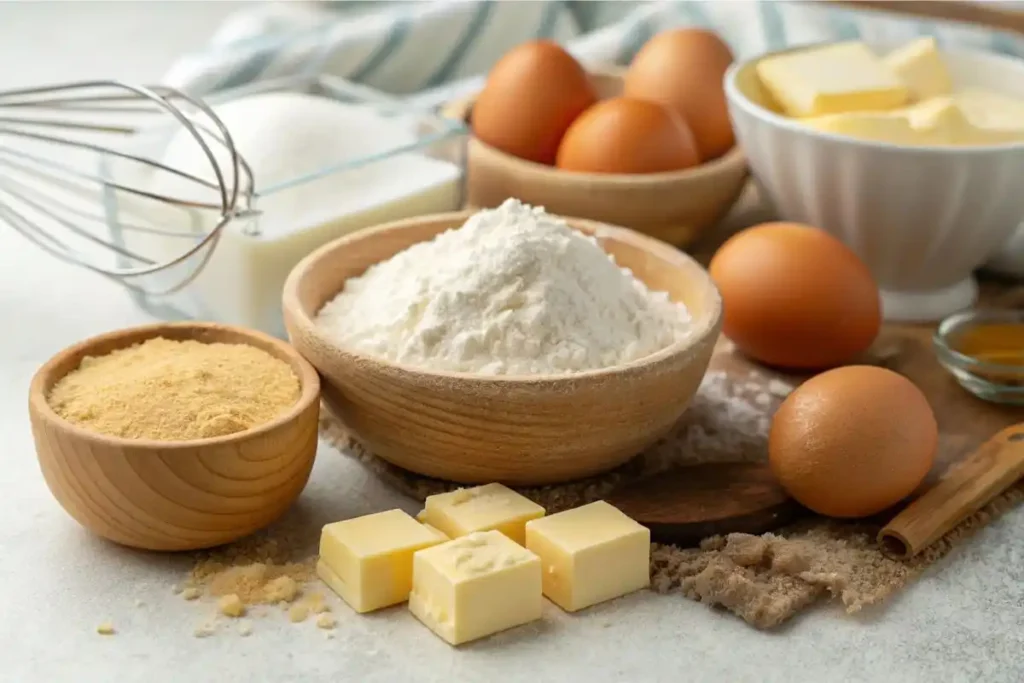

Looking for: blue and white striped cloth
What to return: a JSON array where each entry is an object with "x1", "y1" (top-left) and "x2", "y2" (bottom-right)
[{"x1": 164, "y1": 0, "x2": 1024, "y2": 107}]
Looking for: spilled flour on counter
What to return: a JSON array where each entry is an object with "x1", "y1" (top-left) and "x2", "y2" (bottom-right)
[{"x1": 316, "y1": 199, "x2": 692, "y2": 375}]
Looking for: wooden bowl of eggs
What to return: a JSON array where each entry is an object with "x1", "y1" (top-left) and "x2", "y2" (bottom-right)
[
  {"x1": 442, "y1": 33, "x2": 749, "y2": 247},
  {"x1": 28, "y1": 322, "x2": 321, "y2": 551},
  {"x1": 283, "y1": 211, "x2": 722, "y2": 486}
]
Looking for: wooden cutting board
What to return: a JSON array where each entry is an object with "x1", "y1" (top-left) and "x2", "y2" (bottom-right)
[{"x1": 607, "y1": 462, "x2": 798, "y2": 544}]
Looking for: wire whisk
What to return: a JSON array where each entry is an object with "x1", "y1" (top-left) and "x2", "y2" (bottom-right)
[{"x1": 0, "y1": 80, "x2": 257, "y2": 294}]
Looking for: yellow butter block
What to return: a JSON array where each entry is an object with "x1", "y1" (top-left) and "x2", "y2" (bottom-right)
[
  {"x1": 804, "y1": 110, "x2": 925, "y2": 144},
  {"x1": 757, "y1": 41, "x2": 908, "y2": 117},
  {"x1": 903, "y1": 97, "x2": 999, "y2": 143},
  {"x1": 953, "y1": 88, "x2": 1024, "y2": 132},
  {"x1": 317, "y1": 509, "x2": 447, "y2": 613},
  {"x1": 422, "y1": 523, "x2": 449, "y2": 539},
  {"x1": 421, "y1": 483, "x2": 545, "y2": 545},
  {"x1": 524, "y1": 501, "x2": 650, "y2": 613},
  {"x1": 804, "y1": 98, "x2": 1024, "y2": 146},
  {"x1": 883, "y1": 37, "x2": 952, "y2": 101},
  {"x1": 408, "y1": 530, "x2": 542, "y2": 646}
]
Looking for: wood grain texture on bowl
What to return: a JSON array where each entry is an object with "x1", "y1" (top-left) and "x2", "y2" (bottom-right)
[
  {"x1": 283, "y1": 211, "x2": 722, "y2": 486},
  {"x1": 441, "y1": 69, "x2": 749, "y2": 247},
  {"x1": 28, "y1": 322, "x2": 321, "y2": 551}
]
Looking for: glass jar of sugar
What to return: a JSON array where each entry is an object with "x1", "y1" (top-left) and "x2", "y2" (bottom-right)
[{"x1": 104, "y1": 75, "x2": 466, "y2": 337}]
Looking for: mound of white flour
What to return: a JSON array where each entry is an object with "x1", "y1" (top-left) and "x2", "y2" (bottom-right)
[{"x1": 316, "y1": 199, "x2": 692, "y2": 375}]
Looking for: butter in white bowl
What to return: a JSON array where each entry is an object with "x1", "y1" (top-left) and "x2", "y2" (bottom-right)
[
  {"x1": 755, "y1": 41, "x2": 908, "y2": 117},
  {"x1": 883, "y1": 36, "x2": 953, "y2": 101},
  {"x1": 725, "y1": 40, "x2": 1024, "y2": 322},
  {"x1": 804, "y1": 96, "x2": 1024, "y2": 146},
  {"x1": 756, "y1": 37, "x2": 1024, "y2": 147},
  {"x1": 954, "y1": 87, "x2": 1024, "y2": 132}
]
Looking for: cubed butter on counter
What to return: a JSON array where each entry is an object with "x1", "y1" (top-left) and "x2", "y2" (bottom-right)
[
  {"x1": 883, "y1": 37, "x2": 952, "y2": 101},
  {"x1": 317, "y1": 509, "x2": 447, "y2": 613},
  {"x1": 408, "y1": 530, "x2": 542, "y2": 646},
  {"x1": 421, "y1": 483, "x2": 545, "y2": 545},
  {"x1": 421, "y1": 523, "x2": 449, "y2": 539},
  {"x1": 756, "y1": 41, "x2": 908, "y2": 117},
  {"x1": 525, "y1": 501, "x2": 650, "y2": 612}
]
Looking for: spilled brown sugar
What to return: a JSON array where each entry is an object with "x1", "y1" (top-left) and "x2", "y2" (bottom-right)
[
  {"x1": 217, "y1": 594, "x2": 246, "y2": 618},
  {"x1": 177, "y1": 533, "x2": 321, "y2": 636},
  {"x1": 182, "y1": 537, "x2": 315, "y2": 606},
  {"x1": 48, "y1": 337, "x2": 299, "y2": 440}
]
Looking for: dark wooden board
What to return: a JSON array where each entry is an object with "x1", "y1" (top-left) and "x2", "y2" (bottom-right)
[{"x1": 607, "y1": 462, "x2": 801, "y2": 545}]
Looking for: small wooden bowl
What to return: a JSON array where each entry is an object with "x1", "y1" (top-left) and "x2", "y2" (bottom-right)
[
  {"x1": 28, "y1": 322, "x2": 321, "y2": 551},
  {"x1": 442, "y1": 70, "x2": 749, "y2": 247},
  {"x1": 283, "y1": 211, "x2": 722, "y2": 486}
]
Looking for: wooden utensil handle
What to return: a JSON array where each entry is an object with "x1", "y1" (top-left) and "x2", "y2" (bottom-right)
[{"x1": 879, "y1": 425, "x2": 1024, "y2": 559}]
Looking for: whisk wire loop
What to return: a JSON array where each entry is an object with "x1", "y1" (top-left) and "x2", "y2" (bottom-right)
[{"x1": 0, "y1": 79, "x2": 257, "y2": 294}]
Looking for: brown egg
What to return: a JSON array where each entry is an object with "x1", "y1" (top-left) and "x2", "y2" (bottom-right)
[
  {"x1": 555, "y1": 97, "x2": 700, "y2": 174},
  {"x1": 708, "y1": 222, "x2": 881, "y2": 369},
  {"x1": 624, "y1": 29, "x2": 735, "y2": 161},
  {"x1": 769, "y1": 366, "x2": 937, "y2": 518},
  {"x1": 472, "y1": 41, "x2": 598, "y2": 165}
]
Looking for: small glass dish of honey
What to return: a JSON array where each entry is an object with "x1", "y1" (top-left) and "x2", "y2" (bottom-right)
[{"x1": 934, "y1": 309, "x2": 1024, "y2": 405}]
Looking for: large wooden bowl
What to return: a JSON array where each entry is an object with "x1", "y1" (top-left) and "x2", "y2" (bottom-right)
[
  {"x1": 442, "y1": 70, "x2": 749, "y2": 247},
  {"x1": 283, "y1": 211, "x2": 722, "y2": 486},
  {"x1": 28, "y1": 322, "x2": 321, "y2": 551}
]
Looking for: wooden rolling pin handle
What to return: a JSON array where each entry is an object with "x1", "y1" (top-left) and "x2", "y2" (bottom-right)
[{"x1": 878, "y1": 425, "x2": 1024, "y2": 560}]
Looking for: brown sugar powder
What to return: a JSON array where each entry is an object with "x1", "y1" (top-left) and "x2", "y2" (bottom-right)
[
  {"x1": 48, "y1": 337, "x2": 300, "y2": 440},
  {"x1": 181, "y1": 536, "x2": 315, "y2": 609},
  {"x1": 176, "y1": 519, "x2": 340, "y2": 636}
]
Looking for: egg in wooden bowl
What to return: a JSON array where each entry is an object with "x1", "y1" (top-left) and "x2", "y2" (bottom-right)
[
  {"x1": 282, "y1": 210, "x2": 722, "y2": 486},
  {"x1": 443, "y1": 35, "x2": 749, "y2": 248}
]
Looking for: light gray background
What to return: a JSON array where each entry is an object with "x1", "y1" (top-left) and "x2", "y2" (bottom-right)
[{"x1": 1, "y1": 3, "x2": 1021, "y2": 682}]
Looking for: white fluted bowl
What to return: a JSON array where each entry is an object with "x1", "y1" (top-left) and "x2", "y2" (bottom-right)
[{"x1": 725, "y1": 45, "x2": 1024, "y2": 322}]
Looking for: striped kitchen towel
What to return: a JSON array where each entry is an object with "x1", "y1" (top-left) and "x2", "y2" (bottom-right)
[{"x1": 164, "y1": 0, "x2": 1024, "y2": 107}]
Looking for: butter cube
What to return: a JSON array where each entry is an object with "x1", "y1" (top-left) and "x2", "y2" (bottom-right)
[
  {"x1": 803, "y1": 111, "x2": 918, "y2": 143},
  {"x1": 804, "y1": 96, "x2": 1024, "y2": 146},
  {"x1": 901, "y1": 97, "x2": 1019, "y2": 144},
  {"x1": 884, "y1": 37, "x2": 952, "y2": 101},
  {"x1": 422, "y1": 523, "x2": 449, "y2": 539},
  {"x1": 421, "y1": 483, "x2": 545, "y2": 545},
  {"x1": 905, "y1": 98, "x2": 986, "y2": 143},
  {"x1": 757, "y1": 41, "x2": 908, "y2": 117},
  {"x1": 317, "y1": 509, "x2": 447, "y2": 613},
  {"x1": 408, "y1": 530, "x2": 542, "y2": 645},
  {"x1": 954, "y1": 88, "x2": 1024, "y2": 132},
  {"x1": 525, "y1": 501, "x2": 650, "y2": 612}
]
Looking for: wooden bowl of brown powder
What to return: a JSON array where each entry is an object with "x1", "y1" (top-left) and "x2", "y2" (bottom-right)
[{"x1": 28, "y1": 322, "x2": 321, "y2": 551}]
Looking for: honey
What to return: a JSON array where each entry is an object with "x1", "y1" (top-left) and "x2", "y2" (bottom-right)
[
  {"x1": 954, "y1": 323, "x2": 1024, "y2": 362},
  {"x1": 953, "y1": 323, "x2": 1024, "y2": 385}
]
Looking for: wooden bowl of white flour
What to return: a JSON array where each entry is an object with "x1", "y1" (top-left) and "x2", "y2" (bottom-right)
[{"x1": 283, "y1": 205, "x2": 722, "y2": 486}]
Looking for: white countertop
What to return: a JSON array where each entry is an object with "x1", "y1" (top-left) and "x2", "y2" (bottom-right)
[{"x1": 1, "y1": 3, "x2": 1022, "y2": 682}]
